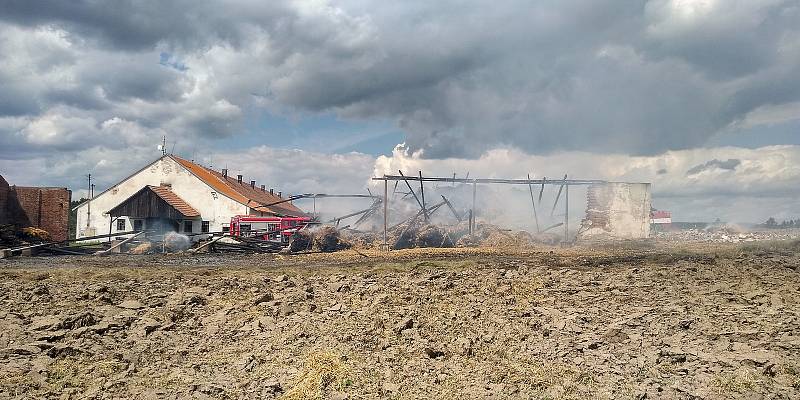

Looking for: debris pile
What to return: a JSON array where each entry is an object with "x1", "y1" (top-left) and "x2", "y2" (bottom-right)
[
  {"x1": 312, "y1": 226, "x2": 352, "y2": 252},
  {"x1": 288, "y1": 230, "x2": 313, "y2": 253},
  {"x1": 655, "y1": 228, "x2": 800, "y2": 243},
  {"x1": 0, "y1": 224, "x2": 20, "y2": 247}
]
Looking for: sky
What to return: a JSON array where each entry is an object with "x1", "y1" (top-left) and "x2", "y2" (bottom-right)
[{"x1": 0, "y1": 0, "x2": 798, "y2": 222}]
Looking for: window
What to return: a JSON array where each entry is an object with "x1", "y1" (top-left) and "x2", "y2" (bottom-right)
[
  {"x1": 133, "y1": 220, "x2": 143, "y2": 231},
  {"x1": 116, "y1": 219, "x2": 126, "y2": 231},
  {"x1": 201, "y1": 221, "x2": 209, "y2": 233},
  {"x1": 183, "y1": 220, "x2": 193, "y2": 233},
  {"x1": 222, "y1": 225, "x2": 230, "y2": 233}
]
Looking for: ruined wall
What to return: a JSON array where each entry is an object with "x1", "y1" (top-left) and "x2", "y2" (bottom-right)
[
  {"x1": 578, "y1": 182, "x2": 651, "y2": 240},
  {"x1": 0, "y1": 175, "x2": 10, "y2": 225},
  {"x1": 0, "y1": 175, "x2": 71, "y2": 241},
  {"x1": 11, "y1": 187, "x2": 72, "y2": 242}
]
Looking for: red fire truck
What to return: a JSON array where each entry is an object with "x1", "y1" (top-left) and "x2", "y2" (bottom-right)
[{"x1": 229, "y1": 215, "x2": 311, "y2": 244}]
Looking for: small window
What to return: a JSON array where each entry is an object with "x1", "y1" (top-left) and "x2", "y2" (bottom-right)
[
  {"x1": 116, "y1": 219, "x2": 126, "y2": 231},
  {"x1": 222, "y1": 226, "x2": 230, "y2": 233},
  {"x1": 133, "y1": 220, "x2": 143, "y2": 231},
  {"x1": 183, "y1": 220, "x2": 193, "y2": 233},
  {"x1": 201, "y1": 221, "x2": 209, "y2": 233}
]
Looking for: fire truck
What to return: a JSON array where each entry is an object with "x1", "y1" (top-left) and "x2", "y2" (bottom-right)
[{"x1": 229, "y1": 215, "x2": 311, "y2": 245}]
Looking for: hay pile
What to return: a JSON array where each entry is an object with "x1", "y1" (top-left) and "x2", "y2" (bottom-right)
[
  {"x1": 282, "y1": 351, "x2": 350, "y2": 400},
  {"x1": 21, "y1": 227, "x2": 50, "y2": 241},
  {"x1": 289, "y1": 227, "x2": 352, "y2": 253},
  {"x1": 313, "y1": 226, "x2": 352, "y2": 252},
  {"x1": 391, "y1": 222, "x2": 454, "y2": 250},
  {"x1": 129, "y1": 241, "x2": 154, "y2": 255},
  {"x1": 289, "y1": 230, "x2": 314, "y2": 252}
]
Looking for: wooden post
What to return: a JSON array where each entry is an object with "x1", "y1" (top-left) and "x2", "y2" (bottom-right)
[
  {"x1": 564, "y1": 184, "x2": 569, "y2": 244},
  {"x1": 527, "y1": 173, "x2": 540, "y2": 233},
  {"x1": 383, "y1": 178, "x2": 388, "y2": 251},
  {"x1": 471, "y1": 181, "x2": 477, "y2": 233},
  {"x1": 418, "y1": 171, "x2": 427, "y2": 222},
  {"x1": 398, "y1": 170, "x2": 427, "y2": 220},
  {"x1": 539, "y1": 176, "x2": 546, "y2": 202}
]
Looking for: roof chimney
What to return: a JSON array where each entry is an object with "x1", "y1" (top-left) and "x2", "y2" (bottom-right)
[
  {"x1": 260, "y1": 184, "x2": 265, "y2": 192},
  {"x1": 250, "y1": 180, "x2": 256, "y2": 188},
  {"x1": 270, "y1": 188, "x2": 274, "y2": 195},
  {"x1": 237, "y1": 175, "x2": 242, "y2": 184},
  {"x1": 278, "y1": 191, "x2": 282, "y2": 198},
  {"x1": 222, "y1": 168, "x2": 227, "y2": 178}
]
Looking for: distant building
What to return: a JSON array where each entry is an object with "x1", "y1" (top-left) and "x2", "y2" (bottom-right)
[
  {"x1": 73, "y1": 155, "x2": 305, "y2": 239},
  {"x1": 0, "y1": 175, "x2": 72, "y2": 242}
]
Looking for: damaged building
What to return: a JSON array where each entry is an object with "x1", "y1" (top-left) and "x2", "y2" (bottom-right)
[
  {"x1": 0, "y1": 175, "x2": 72, "y2": 242},
  {"x1": 73, "y1": 155, "x2": 305, "y2": 239},
  {"x1": 578, "y1": 182, "x2": 652, "y2": 240}
]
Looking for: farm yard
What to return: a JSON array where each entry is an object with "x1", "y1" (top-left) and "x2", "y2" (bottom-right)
[{"x1": 2, "y1": 241, "x2": 799, "y2": 399}]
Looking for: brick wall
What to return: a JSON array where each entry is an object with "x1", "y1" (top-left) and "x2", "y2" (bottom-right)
[
  {"x1": 0, "y1": 175, "x2": 9, "y2": 225},
  {"x1": 9, "y1": 186, "x2": 72, "y2": 242}
]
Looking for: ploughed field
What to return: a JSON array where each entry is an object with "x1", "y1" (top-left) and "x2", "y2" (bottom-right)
[{"x1": 1, "y1": 242, "x2": 799, "y2": 399}]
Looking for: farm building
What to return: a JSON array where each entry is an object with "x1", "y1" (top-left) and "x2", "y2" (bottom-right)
[
  {"x1": 73, "y1": 155, "x2": 305, "y2": 239},
  {"x1": 1, "y1": 175, "x2": 71, "y2": 242}
]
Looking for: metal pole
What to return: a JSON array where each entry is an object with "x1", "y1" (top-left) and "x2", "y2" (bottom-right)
[
  {"x1": 383, "y1": 179, "x2": 388, "y2": 251},
  {"x1": 86, "y1": 173, "x2": 91, "y2": 227}
]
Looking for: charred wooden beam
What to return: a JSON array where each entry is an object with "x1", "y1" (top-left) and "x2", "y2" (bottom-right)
[
  {"x1": 528, "y1": 173, "x2": 540, "y2": 233},
  {"x1": 398, "y1": 170, "x2": 428, "y2": 220},
  {"x1": 551, "y1": 174, "x2": 568, "y2": 217},
  {"x1": 440, "y1": 195, "x2": 463, "y2": 222}
]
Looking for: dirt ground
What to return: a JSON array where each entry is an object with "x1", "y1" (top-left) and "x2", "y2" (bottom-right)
[{"x1": 1, "y1": 241, "x2": 799, "y2": 399}]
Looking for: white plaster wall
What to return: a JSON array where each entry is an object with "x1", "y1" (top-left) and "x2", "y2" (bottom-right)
[
  {"x1": 75, "y1": 157, "x2": 248, "y2": 238},
  {"x1": 580, "y1": 183, "x2": 651, "y2": 239}
]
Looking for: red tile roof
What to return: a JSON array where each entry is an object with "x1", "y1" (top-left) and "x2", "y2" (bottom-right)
[
  {"x1": 170, "y1": 155, "x2": 305, "y2": 217},
  {"x1": 148, "y1": 185, "x2": 200, "y2": 217}
]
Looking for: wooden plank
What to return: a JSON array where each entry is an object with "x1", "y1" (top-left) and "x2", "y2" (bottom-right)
[
  {"x1": 94, "y1": 232, "x2": 144, "y2": 256},
  {"x1": 440, "y1": 195, "x2": 462, "y2": 222},
  {"x1": 374, "y1": 175, "x2": 608, "y2": 185},
  {"x1": 189, "y1": 235, "x2": 227, "y2": 253},
  {"x1": 418, "y1": 171, "x2": 427, "y2": 222},
  {"x1": 551, "y1": 174, "x2": 568, "y2": 217}
]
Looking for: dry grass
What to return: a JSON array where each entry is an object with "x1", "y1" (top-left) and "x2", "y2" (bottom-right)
[
  {"x1": 282, "y1": 351, "x2": 351, "y2": 400},
  {"x1": 712, "y1": 367, "x2": 762, "y2": 395}
]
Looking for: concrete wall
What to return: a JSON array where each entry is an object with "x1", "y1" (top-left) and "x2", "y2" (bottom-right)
[
  {"x1": 578, "y1": 182, "x2": 651, "y2": 240},
  {"x1": 75, "y1": 157, "x2": 247, "y2": 239}
]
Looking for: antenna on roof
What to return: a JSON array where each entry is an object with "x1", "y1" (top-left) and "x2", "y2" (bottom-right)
[
  {"x1": 170, "y1": 141, "x2": 176, "y2": 155},
  {"x1": 158, "y1": 136, "x2": 167, "y2": 155}
]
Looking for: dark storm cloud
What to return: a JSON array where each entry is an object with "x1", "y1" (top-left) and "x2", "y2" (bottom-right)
[
  {"x1": 0, "y1": 0, "x2": 798, "y2": 160},
  {"x1": 686, "y1": 158, "x2": 741, "y2": 175}
]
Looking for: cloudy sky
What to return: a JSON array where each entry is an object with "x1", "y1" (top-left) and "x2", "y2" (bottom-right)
[{"x1": 0, "y1": 0, "x2": 798, "y2": 222}]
